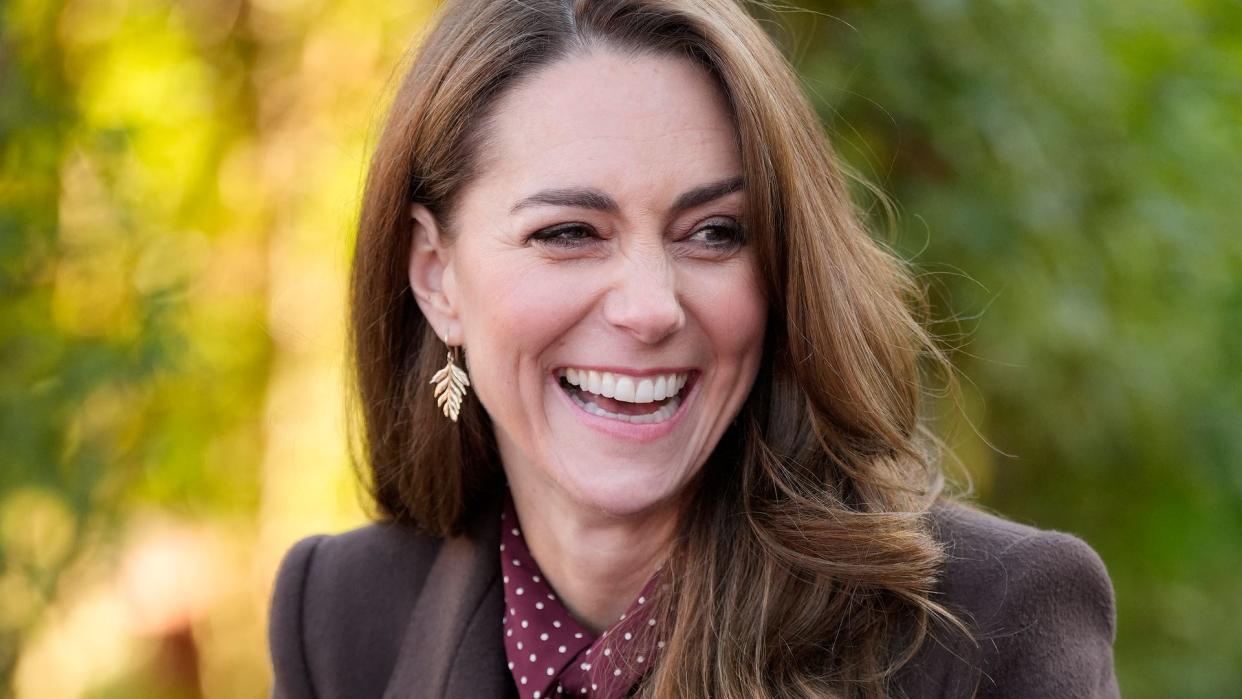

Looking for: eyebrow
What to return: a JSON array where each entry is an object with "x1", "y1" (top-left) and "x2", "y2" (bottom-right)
[{"x1": 508, "y1": 175, "x2": 744, "y2": 215}]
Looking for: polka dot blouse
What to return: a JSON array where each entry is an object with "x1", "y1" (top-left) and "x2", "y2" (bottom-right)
[{"x1": 501, "y1": 494, "x2": 665, "y2": 699}]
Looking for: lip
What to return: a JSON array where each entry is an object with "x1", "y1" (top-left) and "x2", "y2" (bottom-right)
[
  {"x1": 550, "y1": 369, "x2": 699, "y2": 444},
  {"x1": 552, "y1": 364, "x2": 698, "y2": 378}
]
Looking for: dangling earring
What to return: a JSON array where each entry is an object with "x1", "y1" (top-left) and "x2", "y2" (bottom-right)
[{"x1": 430, "y1": 332, "x2": 470, "y2": 422}]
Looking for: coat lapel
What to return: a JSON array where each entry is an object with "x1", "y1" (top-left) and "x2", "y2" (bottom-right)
[{"x1": 384, "y1": 496, "x2": 510, "y2": 698}]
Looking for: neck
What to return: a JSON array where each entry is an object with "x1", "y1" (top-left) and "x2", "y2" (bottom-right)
[{"x1": 506, "y1": 480, "x2": 679, "y2": 634}]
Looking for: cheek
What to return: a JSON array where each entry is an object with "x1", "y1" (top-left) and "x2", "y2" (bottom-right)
[
  {"x1": 464, "y1": 261, "x2": 585, "y2": 346},
  {"x1": 684, "y1": 260, "x2": 768, "y2": 364},
  {"x1": 453, "y1": 256, "x2": 592, "y2": 404}
]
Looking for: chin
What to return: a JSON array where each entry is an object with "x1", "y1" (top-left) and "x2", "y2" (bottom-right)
[{"x1": 556, "y1": 458, "x2": 691, "y2": 519}]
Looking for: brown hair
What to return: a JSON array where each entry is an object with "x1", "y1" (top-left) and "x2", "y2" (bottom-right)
[{"x1": 348, "y1": 0, "x2": 964, "y2": 695}]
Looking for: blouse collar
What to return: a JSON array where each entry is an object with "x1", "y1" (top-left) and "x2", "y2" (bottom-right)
[{"x1": 500, "y1": 493, "x2": 665, "y2": 698}]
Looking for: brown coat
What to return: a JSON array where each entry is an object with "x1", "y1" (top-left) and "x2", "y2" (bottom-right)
[{"x1": 268, "y1": 498, "x2": 1119, "y2": 698}]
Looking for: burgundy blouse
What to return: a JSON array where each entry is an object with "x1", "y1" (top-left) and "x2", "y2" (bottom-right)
[{"x1": 500, "y1": 494, "x2": 665, "y2": 698}]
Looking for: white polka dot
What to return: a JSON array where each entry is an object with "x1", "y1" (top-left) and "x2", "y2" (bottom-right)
[
  {"x1": 552, "y1": 620, "x2": 561, "y2": 628},
  {"x1": 603, "y1": 648, "x2": 611, "y2": 657},
  {"x1": 514, "y1": 559, "x2": 521, "y2": 566},
  {"x1": 511, "y1": 528, "x2": 519, "y2": 535},
  {"x1": 580, "y1": 690, "x2": 587, "y2": 695},
  {"x1": 500, "y1": 543, "x2": 506, "y2": 551},
  {"x1": 614, "y1": 668, "x2": 622, "y2": 677},
  {"x1": 637, "y1": 655, "x2": 645, "y2": 663},
  {"x1": 529, "y1": 653, "x2": 537, "y2": 662},
  {"x1": 574, "y1": 632, "x2": 583, "y2": 639},
  {"x1": 503, "y1": 575, "x2": 509, "y2": 583},
  {"x1": 657, "y1": 640, "x2": 665, "y2": 649},
  {"x1": 521, "y1": 620, "x2": 529, "y2": 628},
  {"x1": 547, "y1": 592, "x2": 555, "y2": 600},
  {"x1": 520, "y1": 676, "x2": 527, "y2": 685},
  {"x1": 534, "y1": 692, "x2": 540, "y2": 699},
  {"x1": 648, "y1": 619, "x2": 656, "y2": 626},
  {"x1": 585, "y1": 649, "x2": 591, "y2": 655},
  {"x1": 540, "y1": 632, "x2": 549, "y2": 641},
  {"x1": 546, "y1": 667, "x2": 554, "y2": 676},
  {"x1": 535, "y1": 602, "x2": 544, "y2": 610},
  {"x1": 517, "y1": 641, "x2": 523, "y2": 649},
  {"x1": 507, "y1": 629, "x2": 513, "y2": 637},
  {"x1": 591, "y1": 684, "x2": 597, "y2": 691},
  {"x1": 624, "y1": 632, "x2": 632, "y2": 641},
  {"x1": 558, "y1": 645, "x2": 567, "y2": 653},
  {"x1": 533, "y1": 574, "x2": 541, "y2": 582},
  {"x1": 516, "y1": 587, "x2": 524, "y2": 596},
  {"x1": 508, "y1": 661, "x2": 514, "y2": 669},
  {"x1": 619, "y1": 613, "x2": 626, "y2": 620},
  {"x1": 580, "y1": 662, "x2": 591, "y2": 670},
  {"x1": 510, "y1": 607, "x2": 516, "y2": 615},
  {"x1": 638, "y1": 596, "x2": 645, "y2": 604}
]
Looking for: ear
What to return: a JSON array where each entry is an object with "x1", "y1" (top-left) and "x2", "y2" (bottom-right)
[{"x1": 407, "y1": 203, "x2": 462, "y2": 344}]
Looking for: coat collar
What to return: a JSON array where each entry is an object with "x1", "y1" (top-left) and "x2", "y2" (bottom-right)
[{"x1": 384, "y1": 493, "x2": 511, "y2": 698}]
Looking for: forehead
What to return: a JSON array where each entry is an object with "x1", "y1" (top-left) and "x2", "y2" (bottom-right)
[{"x1": 472, "y1": 49, "x2": 740, "y2": 202}]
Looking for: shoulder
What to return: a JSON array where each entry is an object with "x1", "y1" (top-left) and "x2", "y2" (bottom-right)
[
  {"x1": 927, "y1": 499, "x2": 1115, "y2": 617},
  {"x1": 268, "y1": 521, "x2": 443, "y2": 699},
  {"x1": 896, "y1": 500, "x2": 1120, "y2": 698},
  {"x1": 272, "y1": 519, "x2": 444, "y2": 597}
]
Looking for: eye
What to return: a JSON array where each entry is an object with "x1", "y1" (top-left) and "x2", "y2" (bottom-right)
[
  {"x1": 682, "y1": 218, "x2": 747, "y2": 252},
  {"x1": 527, "y1": 224, "x2": 600, "y2": 248}
]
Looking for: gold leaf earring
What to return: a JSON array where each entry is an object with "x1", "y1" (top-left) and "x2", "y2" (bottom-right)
[{"x1": 430, "y1": 332, "x2": 470, "y2": 422}]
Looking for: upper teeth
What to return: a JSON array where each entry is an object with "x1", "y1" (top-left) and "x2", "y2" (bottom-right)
[{"x1": 559, "y1": 368, "x2": 689, "y2": 404}]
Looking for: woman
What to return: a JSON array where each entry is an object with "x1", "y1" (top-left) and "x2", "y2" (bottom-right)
[{"x1": 268, "y1": 0, "x2": 1119, "y2": 696}]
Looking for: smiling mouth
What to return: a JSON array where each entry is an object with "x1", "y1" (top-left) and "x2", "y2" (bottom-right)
[{"x1": 555, "y1": 368, "x2": 695, "y2": 424}]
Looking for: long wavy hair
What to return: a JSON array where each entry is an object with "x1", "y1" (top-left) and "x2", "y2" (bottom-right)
[{"x1": 348, "y1": 0, "x2": 965, "y2": 695}]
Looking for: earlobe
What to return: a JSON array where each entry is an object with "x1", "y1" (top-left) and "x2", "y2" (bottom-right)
[{"x1": 407, "y1": 203, "x2": 460, "y2": 343}]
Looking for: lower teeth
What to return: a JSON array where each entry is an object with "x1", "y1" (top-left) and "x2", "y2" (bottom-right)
[{"x1": 568, "y1": 390, "x2": 681, "y2": 424}]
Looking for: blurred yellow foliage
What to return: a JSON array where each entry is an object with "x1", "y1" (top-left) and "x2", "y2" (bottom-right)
[{"x1": 4, "y1": 0, "x2": 435, "y2": 695}]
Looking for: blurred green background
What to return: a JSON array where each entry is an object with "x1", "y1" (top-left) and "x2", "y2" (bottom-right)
[{"x1": 1, "y1": 0, "x2": 1238, "y2": 696}]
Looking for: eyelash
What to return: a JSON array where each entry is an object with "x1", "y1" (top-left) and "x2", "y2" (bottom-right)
[{"x1": 528, "y1": 220, "x2": 747, "y2": 252}]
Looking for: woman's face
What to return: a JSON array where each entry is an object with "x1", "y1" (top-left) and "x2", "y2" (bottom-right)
[{"x1": 413, "y1": 48, "x2": 767, "y2": 518}]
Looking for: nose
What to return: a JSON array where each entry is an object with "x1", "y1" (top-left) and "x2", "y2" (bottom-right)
[{"x1": 601, "y1": 250, "x2": 686, "y2": 345}]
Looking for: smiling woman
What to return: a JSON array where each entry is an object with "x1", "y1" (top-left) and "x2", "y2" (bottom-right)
[
  {"x1": 267, "y1": 1, "x2": 1119, "y2": 697},
  {"x1": 410, "y1": 49, "x2": 767, "y2": 546}
]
